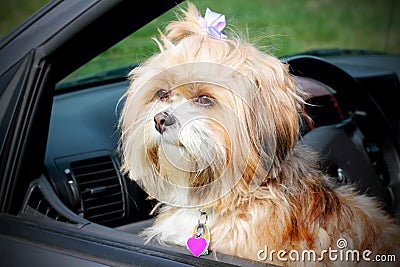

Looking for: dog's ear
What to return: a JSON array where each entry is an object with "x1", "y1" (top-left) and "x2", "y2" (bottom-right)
[{"x1": 243, "y1": 48, "x2": 306, "y2": 174}]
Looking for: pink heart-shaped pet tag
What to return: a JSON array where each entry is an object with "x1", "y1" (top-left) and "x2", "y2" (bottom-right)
[{"x1": 186, "y1": 235, "x2": 208, "y2": 257}]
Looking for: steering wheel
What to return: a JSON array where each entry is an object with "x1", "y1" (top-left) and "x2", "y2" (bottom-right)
[{"x1": 285, "y1": 55, "x2": 400, "y2": 218}]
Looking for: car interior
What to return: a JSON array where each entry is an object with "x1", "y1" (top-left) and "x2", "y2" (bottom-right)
[
  {"x1": 1, "y1": 0, "x2": 400, "y2": 266},
  {"x1": 34, "y1": 51, "x2": 400, "y2": 266}
]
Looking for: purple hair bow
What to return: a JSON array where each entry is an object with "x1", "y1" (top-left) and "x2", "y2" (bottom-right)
[{"x1": 198, "y1": 8, "x2": 227, "y2": 39}]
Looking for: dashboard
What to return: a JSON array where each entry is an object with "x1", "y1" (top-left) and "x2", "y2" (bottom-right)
[{"x1": 45, "y1": 81, "x2": 152, "y2": 227}]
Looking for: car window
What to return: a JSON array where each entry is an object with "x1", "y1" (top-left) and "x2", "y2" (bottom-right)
[{"x1": 57, "y1": 0, "x2": 399, "y2": 88}]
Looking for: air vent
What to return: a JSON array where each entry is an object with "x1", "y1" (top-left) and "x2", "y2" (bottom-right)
[
  {"x1": 20, "y1": 176, "x2": 88, "y2": 226},
  {"x1": 70, "y1": 155, "x2": 126, "y2": 226},
  {"x1": 24, "y1": 186, "x2": 78, "y2": 224}
]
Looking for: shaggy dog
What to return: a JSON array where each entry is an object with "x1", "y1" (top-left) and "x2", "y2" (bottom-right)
[{"x1": 119, "y1": 3, "x2": 399, "y2": 266}]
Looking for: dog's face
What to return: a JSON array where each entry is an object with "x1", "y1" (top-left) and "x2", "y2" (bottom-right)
[{"x1": 119, "y1": 7, "x2": 304, "y2": 207}]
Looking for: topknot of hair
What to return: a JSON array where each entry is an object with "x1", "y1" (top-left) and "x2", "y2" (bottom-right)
[{"x1": 164, "y1": 2, "x2": 215, "y2": 42}]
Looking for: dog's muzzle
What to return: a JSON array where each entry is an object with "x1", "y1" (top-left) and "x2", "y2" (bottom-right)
[{"x1": 154, "y1": 111, "x2": 176, "y2": 133}]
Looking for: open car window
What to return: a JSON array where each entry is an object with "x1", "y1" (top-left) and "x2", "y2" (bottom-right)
[
  {"x1": 56, "y1": 6, "x2": 176, "y2": 89},
  {"x1": 56, "y1": 0, "x2": 399, "y2": 91}
]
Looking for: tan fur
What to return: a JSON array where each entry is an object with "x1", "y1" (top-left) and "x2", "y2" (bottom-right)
[{"x1": 119, "y1": 2, "x2": 400, "y2": 266}]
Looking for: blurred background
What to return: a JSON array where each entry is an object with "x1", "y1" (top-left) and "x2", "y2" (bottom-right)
[{"x1": 1, "y1": 0, "x2": 399, "y2": 80}]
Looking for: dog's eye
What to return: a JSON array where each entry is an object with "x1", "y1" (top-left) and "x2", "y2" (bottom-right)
[
  {"x1": 155, "y1": 89, "x2": 169, "y2": 100},
  {"x1": 194, "y1": 95, "x2": 213, "y2": 106}
]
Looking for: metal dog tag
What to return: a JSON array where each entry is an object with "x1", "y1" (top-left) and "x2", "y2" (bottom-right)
[{"x1": 186, "y1": 211, "x2": 210, "y2": 257}]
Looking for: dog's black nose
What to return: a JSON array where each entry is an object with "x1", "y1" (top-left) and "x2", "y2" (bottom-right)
[{"x1": 154, "y1": 111, "x2": 175, "y2": 133}]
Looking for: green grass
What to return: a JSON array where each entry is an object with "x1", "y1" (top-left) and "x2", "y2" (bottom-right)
[
  {"x1": 1, "y1": 0, "x2": 399, "y2": 81},
  {"x1": 0, "y1": 0, "x2": 49, "y2": 37}
]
